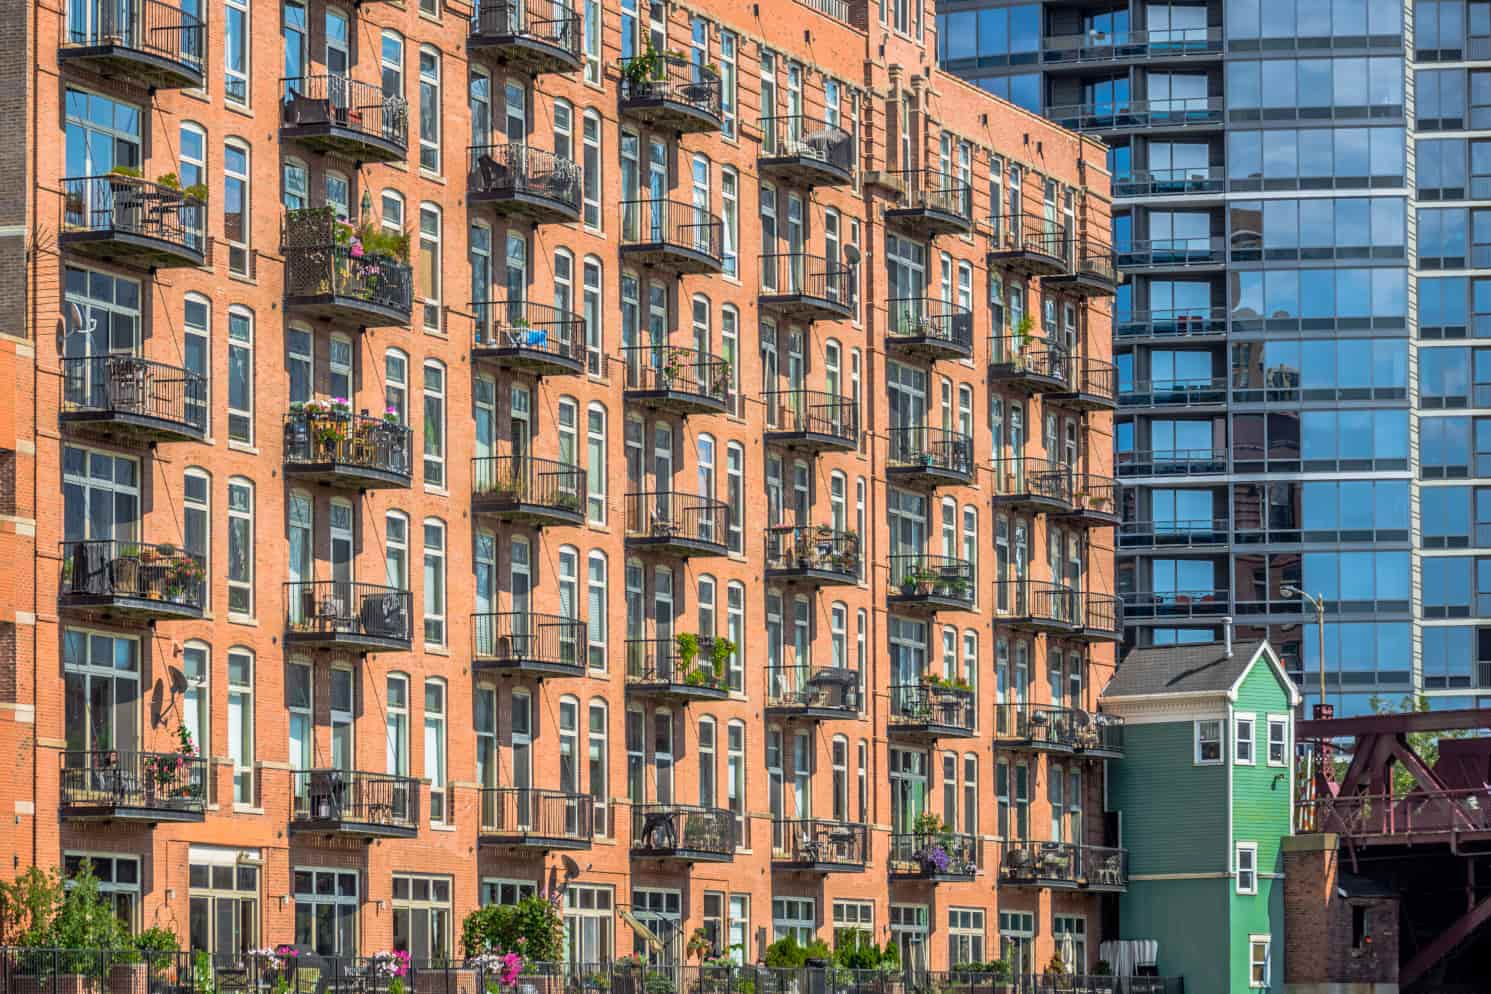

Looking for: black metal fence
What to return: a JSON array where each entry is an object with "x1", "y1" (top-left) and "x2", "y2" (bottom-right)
[
  {"x1": 624, "y1": 491, "x2": 729, "y2": 547},
  {"x1": 889, "y1": 554, "x2": 975, "y2": 604},
  {"x1": 620, "y1": 198, "x2": 723, "y2": 261},
  {"x1": 59, "y1": 750, "x2": 207, "y2": 815},
  {"x1": 988, "y1": 337, "x2": 1071, "y2": 383},
  {"x1": 283, "y1": 241, "x2": 413, "y2": 317},
  {"x1": 284, "y1": 580, "x2": 412, "y2": 642},
  {"x1": 996, "y1": 841, "x2": 1129, "y2": 890},
  {"x1": 283, "y1": 410, "x2": 412, "y2": 479},
  {"x1": 479, "y1": 787, "x2": 593, "y2": 843},
  {"x1": 1068, "y1": 473, "x2": 1118, "y2": 516},
  {"x1": 291, "y1": 769, "x2": 420, "y2": 831},
  {"x1": 63, "y1": 0, "x2": 206, "y2": 70},
  {"x1": 472, "y1": 455, "x2": 585, "y2": 513},
  {"x1": 764, "y1": 525, "x2": 860, "y2": 577},
  {"x1": 472, "y1": 611, "x2": 584, "y2": 667},
  {"x1": 61, "y1": 355, "x2": 207, "y2": 434},
  {"x1": 59, "y1": 540, "x2": 205, "y2": 611},
  {"x1": 885, "y1": 169, "x2": 973, "y2": 221},
  {"x1": 991, "y1": 458, "x2": 1072, "y2": 503},
  {"x1": 889, "y1": 684, "x2": 976, "y2": 732},
  {"x1": 765, "y1": 664, "x2": 862, "y2": 712},
  {"x1": 280, "y1": 75, "x2": 408, "y2": 148},
  {"x1": 763, "y1": 390, "x2": 858, "y2": 444},
  {"x1": 472, "y1": 298, "x2": 585, "y2": 361},
  {"x1": 885, "y1": 298, "x2": 975, "y2": 350},
  {"x1": 887, "y1": 426, "x2": 975, "y2": 477},
  {"x1": 623, "y1": 345, "x2": 731, "y2": 406},
  {"x1": 624, "y1": 638, "x2": 730, "y2": 692},
  {"x1": 467, "y1": 143, "x2": 580, "y2": 209},
  {"x1": 993, "y1": 580, "x2": 1079, "y2": 625},
  {"x1": 1082, "y1": 592, "x2": 1124, "y2": 634},
  {"x1": 992, "y1": 705, "x2": 1126, "y2": 753},
  {"x1": 619, "y1": 53, "x2": 722, "y2": 119},
  {"x1": 760, "y1": 252, "x2": 853, "y2": 302},
  {"x1": 62, "y1": 176, "x2": 204, "y2": 252},
  {"x1": 989, "y1": 211, "x2": 1070, "y2": 260},
  {"x1": 772, "y1": 817, "x2": 869, "y2": 867},
  {"x1": 470, "y1": 0, "x2": 582, "y2": 55},
  {"x1": 760, "y1": 114, "x2": 854, "y2": 172},
  {"x1": 631, "y1": 803, "x2": 735, "y2": 857}
]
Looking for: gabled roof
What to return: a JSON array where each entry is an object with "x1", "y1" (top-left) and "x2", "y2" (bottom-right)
[{"x1": 1103, "y1": 639, "x2": 1298, "y2": 704}]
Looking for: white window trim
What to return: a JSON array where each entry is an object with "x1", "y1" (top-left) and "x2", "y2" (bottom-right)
[
  {"x1": 1267, "y1": 713, "x2": 1289, "y2": 767},
  {"x1": 1236, "y1": 841, "x2": 1258, "y2": 895},
  {"x1": 1248, "y1": 933, "x2": 1271, "y2": 989},
  {"x1": 1235, "y1": 711, "x2": 1257, "y2": 766}
]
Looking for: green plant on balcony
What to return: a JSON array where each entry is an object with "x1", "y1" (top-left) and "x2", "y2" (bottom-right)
[
  {"x1": 622, "y1": 44, "x2": 666, "y2": 89},
  {"x1": 108, "y1": 164, "x2": 143, "y2": 179},
  {"x1": 156, "y1": 172, "x2": 180, "y2": 190}
]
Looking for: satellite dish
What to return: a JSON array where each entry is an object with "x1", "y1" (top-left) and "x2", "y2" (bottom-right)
[
  {"x1": 843, "y1": 244, "x2": 862, "y2": 265},
  {"x1": 68, "y1": 303, "x2": 85, "y2": 330}
]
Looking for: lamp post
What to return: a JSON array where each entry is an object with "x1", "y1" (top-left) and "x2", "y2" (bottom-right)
[{"x1": 1281, "y1": 585, "x2": 1329, "y2": 721}]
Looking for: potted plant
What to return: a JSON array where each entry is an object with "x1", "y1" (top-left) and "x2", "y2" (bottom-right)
[{"x1": 675, "y1": 632, "x2": 700, "y2": 677}]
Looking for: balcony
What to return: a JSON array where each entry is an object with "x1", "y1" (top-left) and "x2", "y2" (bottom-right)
[
  {"x1": 1121, "y1": 376, "x2": 1227, "y2": 410},
  {"x1": 479, "y1": 788, "x2": 593, "y2": 850},
  {"x1": 884, "y1": 298, "x2": 974, "y2": 361},
  {"x1": 284, "y1": 580, "x2": 412, "y2": 652},
  {"x1": 888, "y1": 684, "x2": 976, "y2": 740},
  {"x1": 60, "y1": 176, "x2": 205, "y2": 268},
  {"x1": 283, "y1": 408, "x2": 413, "y2": 490},
  {"x1": 1116, "y1": 308, "x2": 1228, "y2": 342},
  {"x1": 280, "y1": 75, "x2": 408, "y2": 163},
  {"x1": 758, "y1": 115, "x2": 855, "y2": 188},
  {"x1": 1041, "y1": 26, "x2": 1222, "y2": 66},
  {"x1": 290, "y1": 769, "x2": 419, "y2": 839},
  {"x1": 1051, "y1": 357, "x2": 1119, "y2": 411},
  {"x1": 472, "y1": 456, "x2": 585, "y2": 526},
  {"x1": 59, "y1": 540, "x2": 204, "y2": 622},
  {"x1": 60, "y1": 356, "x2": 206, "y2": 443},
  {"x1": 764, "y1": 525, "x2": 860, "y2": 587},
  {"x1": 992, "y1": 458, "x2": 1074, "y2": 514},
  {"x1": 765, "y1": 665, "x2": 862, "y2": 721},
  {"x1": 1118, "y1": 236, "x2": 1226, "y2": 270},
  {"x1": 467, "y1": 144, "x2": 580, "y2": 224},
  {"x1": 1045, "y1": 242, "x2": 1119, "y2": 297},
  {"x1": 1079, "y1": 592, "x2": 1125, "y2": 642},
  {"x1": 1058, "y1": 473, "x2": 1121, "y2": 526},
  {"x1": 1121, "y1": 589, "x2": 1230, "y2": 620},
  {"x1": 1117, "y1": 447, "x2": 1228, "y2": 478},
  {"x1": 888, "y1": 554, "x2": 975, "y2": 614},
  {"x1": 988, "y1": 213, "x2": 1069, "y2": 276},
  {"x1": 472, "y1": 612, "x2": 586, "y2": 679},
  {"x1": 623, "y1": 345, "x2": 731, "y2": 416},
  {"x1": 467, "y1": 1, "x2": 583, "y2": 76},
  {"x1": 282, "y1": 208, "x2": 412, "y2": 327},
  {"x1": 60, "y1": 750, "x2": 207, "y2": 822},
  {"x1": 620, "y1": 198, "x2": 723, "y2": 274},
  {"x1": 993, "y1": 581, "x2": 1080, "y2": 633},
  {"x1": 886, "y1": 426, "x2": 974, "y2": 489},
  {"x1": 625, "y1": 491, "x2": 728, "y2": 558},
  {"x1": 59, "y1": 0, "x2": 205, "y2": 88},
  {"x1": 759, "y1": 254, "x2": 855, "y2": 322},
  {"x1": 988, "y1": 337, "x2": 1071, "y2": 394},
  {"x1": 993, "y1": 705, "x2": 1126, "y2": 759},
  {"x1": 773, "y1": 818, "x2": 869, "y2": 873},
  {"x1": 763, "y1": 390, "x2": 858, "y2": 453},
  {"x1": 883, "y1": 169, "x2": 973, "y2": 238},
  {"x1": 625, "y1": 638, "x2": 730, "y2": 702},
  {"x1": 632, "y1": 803, "x2": 735, "y2": 860},
  {"x1": 472, "y1": 299, "x2": 586, "y2": 376},
  {"x1": 1048, "y1": 97, "x2": 1225, "y2": 132},
  {"x1": 1118, "y1": 518, "x2": 1229, "y2": 550},
  {"x1": 1114, "y1": 167, "x2": 1226, "y2": 199},
  {"x1": 996, "y1": 842, "x2": 1128, "y2": 893},
  {"x1": 618, "y1": 53, "x2": 722, "y2": 134},
  {"x1": 888, "y1": 831, "x2": 980, "y2": 882}
]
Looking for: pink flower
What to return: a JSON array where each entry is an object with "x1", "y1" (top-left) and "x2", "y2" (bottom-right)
[{"x1": 350, "y1": 239, "x2": 365, "y2": 259}]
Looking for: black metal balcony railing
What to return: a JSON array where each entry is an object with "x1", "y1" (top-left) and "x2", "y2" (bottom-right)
[
  {"x1": 468, "y1": 0, "x2": 583, "y2": 73},
  {"x1": 1117, "y1": 447, "x2": 1229, "y2": 478},
  {"x1": 479, "y1": 787, "x2": 593, "y2": 847},
  {"x1": 61, "y1": 176, "x2": 205, "y2": 266},
  {"x1": 60, "y1": 750, "x2": 208, "y2": 820},
  {"x1": 60, "y1": 355, "x2": 207, "y2": 441},
  {"x1": 759, "y1": 253, "x2": 855, "y2": 318},
  {"x1": 996, "y1": 841, "x2": 1129, "y2": 891},
  {"x1": 623, "y1": 345, "x2": 731, "y2": 413},
  {"x1": 763, "y1": 390, "x2": 859, "y2": 449},
  {"x1": 987, "y1": 213, "x2": 1069, "y2": 273},
  {"x1": 1121, "y1": 589, "x2": 1230, "y2": 619},
  {"x1": 773, "y1": 818, "x2": 869, "y2": 870},
  {"x1": 472, "y1": 298, "x2": 585, "y2": 373},
  {"x1": 1122, "y1": 376, "x2": 1228, "y2": 408},
  {"x1": 884, "y1": 298, "x2": 975, "y2": 357},
  {"x1": 618, "y1": 53, "x2": 723, "y2": 131},
  {"x1": 889, "y1": 553, "x2": 975, "y2": 609},
  {"x1": 632, "y1": 803, "x2": 736, "y2": 858},
  {"x1": 1117, "y1": 308, "x2": 1228, "y2": 340},
  {"x1": 620, "y1": 198, "x2": 724, "y2": 271},
  {"x1": 284, "y1": 580, "x2": 413, "y2": 647},
  {"x1": 1041, "y1": 26, "x2": 1222, "y2": 63},
  {"x1": 283, "y1": 409, "x2": 413, "y2": 487},
  {"x1": 467, "y1": 144, "x2": 581, "y2": 219},
  {"x1": 764, "y1": 525, "x2": 861, "y2": 582},
  {"x1": 59, "y1": 540, "x2": 205, "y2": 617},
  {"x1": 1059, "y1": 241, "x2": 1120, "y2": 286},
  {"x1": 280, "y1": 75, "x2": 409, "y2": 159},
  {"x1": 888, "y1": 831, "x2": 980, "y2": 879},
  {"x1": 991, "y1": 457, "x2": 1074, "y2": 509},
  {"x1": 759, "y1": 114, "x2": 855, "y2": 184},
  {"x1": 1081, "y1": 591, "x2": 1125, "y2": 638},
  {"x1": 1115, "y1": 167, "x2": 1226, "y2": 198},
  {"x1": 1118, "y1": 518, "x2": 1230, "y2": 548},
  {"x1": 1119, "y1": 236, "x2": 1226, "y2": 268},
  {"x1": 624, "y1": 491, "x2": 729, "y2": 554},
  {"x1": 993, "y1": 705, "x2": 1126, "y2": 756},
  {"x1": 1048, "y1": 96, "x2": 1225, "y2": 131},
  {"x1": 282, "y1": 208, "x2": 414, "y2": 324},
  {"x1": 889, "y1": 684, "x2": 976, "y2": 735},
  {"x1": 291, "y1": 769, "x2": 419, "y2": 836},
  {"x1": 887, "y1": 426, "x2": 975, "y2": 481},
  {"x1": 625, "y1": 637, "x2": 731, "y2": 697},
  {"x1": 988, "y1": 336, "x2": 1072, "y2": 391},
  {"x1": 765, "y1": 664, "x2": 862, "y2": 715},
  {"x1": 60, "y1": 0, "x2": 207, "y2": 88},
  {"x1": 1063, "y1": 472, "x2": 1120, "y2": 521},
  {"x1": 472, "y1": 612, "x2": 585, "y2": 673},
  {"x1": 994, "y1": 580, "x2": 1080, "y2": 629},
  {"x1": 1052, "y1": 356, "x2": 1120, "y2": 409},
  {"x1": 472, "y1": 455, "x2": 585, "y2": 522},
  {"x1": 883, "y1": 169, "x2": 974, "y2": 233}
]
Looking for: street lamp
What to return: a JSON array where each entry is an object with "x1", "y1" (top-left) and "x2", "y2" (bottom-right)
[{"x1": 1281, "y1": 585, "x2": 1328, "y2": 720}]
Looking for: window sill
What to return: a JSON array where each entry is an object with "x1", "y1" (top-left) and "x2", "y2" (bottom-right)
[
  {"x1": 224, "y1": 101, "x2": 253, "y2": 119},
  {"x1": 232, "y1": 804, "x2": 265, "y2": 815},
  {"x1": 227, "y1": 613, "x2": 258, "y2": 627},
  {"x1": 424, "y1": 483, "x2": 450, "y2": 497},
  {"x1": 419, "y1": 170, "x2": 446, "y2": 185},
  {"x1": 424, "y1": 644, "x2": 451, "y2": 657},
  {"x1": 227, "y1": 440, "x2": 259, "y2": 455}
]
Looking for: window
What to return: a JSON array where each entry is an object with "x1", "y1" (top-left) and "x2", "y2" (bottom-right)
[
  {"x1": 1053, "y1": 916, "x2": 1087, "y2": 975},
  {"x1": 227, "y1": 648, "x2": 253, "y2": 803},
  {"x1": 1249, "y1": 935, "x2": 1271, "y2": 988},
  {"x1": 293, "y1": 868, "x2": 357, "y2": 954},
  {"x1": 773, "y1": 897, "x2": 815, "y2": 944},
  {"x1": 187, "y1": 848, "x2": 259, "y2": 958},
  {"x1": 589, "y1": 700, "x2": 609, "y2": 835},
  {"x1": 999, "y1": 911, "x2": 1035, "y2": 977},
  {"x1": 727, "y1": 720, "x2": 746, "y2": 842},
  {"x1": 583, "y1": 110, "x2": 602, "y2": 229},
  {"x1": 481, "y1": 879, "x2": 535, "y2": 907},
  {"x1": 1196, "y1": 719, "x2": 1223, "y2": 764},
  {"x1": 180, "y1": 294, "x2": 211, "y2": 434},
  {"x1": 1237, "y1": 842, "x2": 1259, "y2": 894},
  {"x1": 179, "y1": 640, "x2": 210, "y2": 761},
  {"x1": 182, "y1": 470, "x2": 210, "y2": 610},
  {"x1": 699, "y1": 715, "x2": 717, "y2": 807},
  {"x1": 949, "y1": 908, "x2": 984, "y2": 966},
  {"x1": 584, "y1": 256, "x2": 603, "y2": 375},
  {"x1": 566, "y1": 885, "x2": 613, "y2": 963},
  {"x1": 721, "y1": 167, "x2": 739, "y2": 276},
  {"x1": 1268, "y1": 716, "x2": 1289, "y2": 766},
  {"x1": 287, "y1": 660, "x2": 313, "y2": 778},
  {"x1": 726, "y1": 442, "x2": 744, "y2": 553},
  {"x1": 226, "y1": 307, "x2": 253, "y2": 443},
  {"x1": 583, "y1": 0, "x2": 602, "y2": 83},
  {"x1": 423, "y1": 519, "x2": 446, "y2": 645},
  {"x1": 588, "y1": 550, "x2": 608, "y2": 670},
  {"x1": 386, "y1": 512, "x2": 409, "y2": 591},
  {"x1": 833, "y1": 900, "x2": 873, "y2": 949},
  {"x1": 226, "y1": 478, "x2": 253, "y2": 614},
  {"x1": 1236, "y1": 713, "x2": 1256, "y2": 765},
  {"x1": 381, "y1": 28, "x2": 404, "y2": 96},
  {"x1": 423, "y1": 361, "x2": 445, "y2": 486},
  {"x1": 393, "y1": 874, "x2": 451, "y2": 961},
  {"x1": 418, "y1": 48, "x2": 440, "y2": 172},
  {"x1": 587, "y1": 403, "x2": 607, "y2": 523},
  {"x1": 225, "y1": 0, "x2": 248, "y2": 102},
  {"x1": 223, "y1": 142, "x2": 250, "y2": 275},
  {"x1": 419, "y1": 205, "x2": 441, "y2": 331}
]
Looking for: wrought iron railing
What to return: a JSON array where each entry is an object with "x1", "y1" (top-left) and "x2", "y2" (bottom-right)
[
  {"x1": 470, "y1": 0, "x2": 582, "y2": 57},
  {"x1": 887, "y1": 426, "x2": 974, "y2": 477},
  {"x1": 280, "y1": 74, "x2": 408, "y2": 148},
  {"x1": 282, "y1": 208, "x2": 413, "y2": 316},
  {"x1": 884, "y1": 168, "x2": 973, "y2": 221},
  {"x1": 763, "y1": 389, "x2": 858, "y2": 445},
  {"x1": 996, "y1": 841, "x2": 1128, "y2": 889},
  {"x1": 988, "y1": 211, "x2": 1069, "y2": 260},
  {"x1": 63, "y1": 0, "x2": 206, "y2": 71},
  {"x1": 772, "y1": 818, "x2": 869, "y2": 867},
  {"x1": 625, "y1": 637, "x2": 730, "y2": 692},
  {"x1": 885, "y1": 297, "x2": 974, "y2": 350},
  {"x1": 993, "y1": 580, "x2": 1080, "y2": 625},
  {"x1": 479, "y1": 787, "x2": 593, "y2": 842},
  {"x1": 764, "y1": 525, "x2": 860, "y2": 577},
  {"x1": 759, "y1": 252, "x2": 853, "y2": 303},
  {"x1": 1069, "y1": 472, "x2": 1119, "y2": 516},
  {"x1": 620, "y1": 198, "x2": 723, "y2": 261},
  {"x1": 284, "y1": 580, "x2": 412, "y2": 642},
  {"x1": 291, "y1": 769, "x2": 419, "y2": 830},
  {"x1": 1082, "y1": 591, "x2": 1124, "y2": 634},
  {"x1": 888, "y1": 831, "x2": 980, "y2": 876},
  {"x1": 60, "y1": 750, "x2": 207, "y2": 813},
  {"x1": 889, "y1": 553, "x2": 975, "y2": 604},
  {"x1": 765, "y1": 664, "x2": 862, "y2": 713},
  {"x1": 59, "y1": 540, "x2": 205, "y2": 611},
  {"x1": 759, "y1": 114, "x2": 854, "y2": 173},
  {"x1": 618, "y1": 53, "x2": 722, "y2": 119},
  {"x1": 622, "y1": 344, "x2": 731, "y2": 406},
  {"x1": 60, "y1": 356, "x2": 206, "y2": 433},
  {"x1": 988, "y1": 336, "x2": 1072, "y2": 383},
  {"x1": 889, "y1": 684, "x2": 976, "y2": 731},
  {"x1": 283, "y1": 409, "x2": 413, "y2": 479},
  {"x1": 1299, "y1": 788, "x2": 1491, "y2": 841},
  {"x1": 1048, "y1": 96, "x2": 1224, "y2": 130},
  {"x1": 472, "y1": 455, "x2": 585, "y2": 514},
  {"x1": 992, "y1": 457, "x2": 1073, "y2": 503},
  {"x1": 624, "y1": 491, "x2": 729, "y2": 548},
  {"x1": 472, "y1": 298, "x2": 585, "y2": 362},
  {"x1": 1066, "y1": 356, "x2": 1119, "y2": 401},
  {"x1": 62, "y1": 176, "x2": 204, "y2": 252},
  {"x1": 992, "y1": 705, "x2": 1126, "y2": 753},
  {"x1": 467, "y1": 143, "x2": 580, "y2": 209},
  {"x1": 631, "y1": 803, "x2": 735, "y2": 856},
  {"x1": 472, "y1": 611, "x2": 584, "y2": 667}
]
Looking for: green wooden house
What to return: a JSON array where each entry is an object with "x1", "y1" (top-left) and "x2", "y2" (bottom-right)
[{"x1": 1100, "y1": 637, "x2": 1299, "y2": 993}]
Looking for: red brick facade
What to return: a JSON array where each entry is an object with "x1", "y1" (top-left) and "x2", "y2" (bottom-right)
[{"x1": 10, "y1": 0, "x2": 1116, "y2": 975}]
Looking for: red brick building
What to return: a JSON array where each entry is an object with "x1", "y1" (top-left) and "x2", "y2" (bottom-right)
[{"x1": 4, "y1": 0, "x2": 1119, "y2": 975}]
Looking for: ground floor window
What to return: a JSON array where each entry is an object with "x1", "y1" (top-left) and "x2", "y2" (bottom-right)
[
  {"x1": 294, "y1": 868, "x2": 356, "y2": 956},
  {"x1": 481, "y1": 878, "x2": 536, "y2": 906},
  {"x1": 890, "y1": 905, "x2": 928, "y2": 971},
  {"x1": 999, "y1": 911, "x2": 1035, "y2": 977},
  {"x1": 65, "y1": 853, "x2": 139, "y2": 932},
  {"x1": 565, "y1": 884, "x2": 614, "y2": 965},
  {"x1": 632, "y1": 889, "x2": 682, "y2": 965},
  {"x1": 393, "y1": 874, "x2": 452, "y2": 961},
  {"x1": 948, "y1": 907, "x2": 985, "y2": 966},
  {"x1": 1053, "y1": 915, "x2": 1086, "y2": 973},
  {"x1": 772, "y1": 897, "x2": 815, "y2": 944},
  {"x1": 1249, "y1": 935, "x2": 1271, "y2": 989},
  {"x1": 832, "y1": 900, "x2": 874, "y2": 949},
  {"x1": 189, "y1": 848, "x2": 260, "y2": 959},
  {"x1": 727, "y1": 895, "x2": 750, "y2": 964}
]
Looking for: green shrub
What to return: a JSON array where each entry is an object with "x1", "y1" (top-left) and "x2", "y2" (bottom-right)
[{"x1": 460, "y1": 894, "x2": 564, "y2": 962}]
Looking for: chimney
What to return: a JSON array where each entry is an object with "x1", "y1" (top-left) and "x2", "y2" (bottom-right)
[{"x1": 1223, "y1": 617, "x2": 1234, "y2": 658}]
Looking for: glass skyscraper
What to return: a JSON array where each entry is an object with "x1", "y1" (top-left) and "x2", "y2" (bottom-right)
[{"x1": 938, "y1": 1, "x2": 1491, "y2": 713}]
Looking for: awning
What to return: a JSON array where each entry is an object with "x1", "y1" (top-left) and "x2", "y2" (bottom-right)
[{"x1": 618, "y1": 908, "x2": 664, "y2": 952}]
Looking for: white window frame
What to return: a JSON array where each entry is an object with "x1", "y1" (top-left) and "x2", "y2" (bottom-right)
[
  {"x1": 227, "y1": 477, "x2": 254, "y2": 616},
  {"x1": 423, "y1": 518, "x2": 447, "y2": 646},
  {"x1": 1248, "y1": 934, "x2": 1270, "y2": 988},
  {"x1": 1236, "y1": 842, "x2": 1258, "y2": 895},
  {"x1": 1235, "y1": 712, "x2": 1256, "y2": 765},
  {"x1": 1267, "y1": 714, "x2": 1289, "y2": 767}
]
